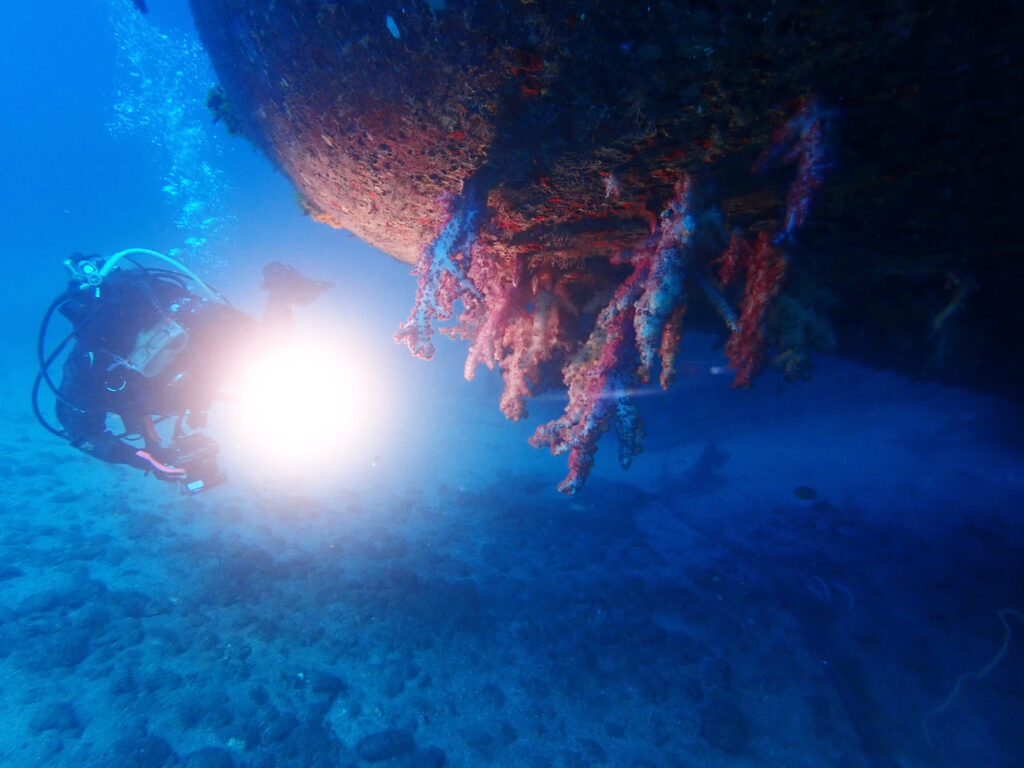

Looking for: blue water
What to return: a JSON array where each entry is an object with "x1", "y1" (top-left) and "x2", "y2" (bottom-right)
[{"x1": 1, "y1": 2, "x2": 1022, "y2": 767}]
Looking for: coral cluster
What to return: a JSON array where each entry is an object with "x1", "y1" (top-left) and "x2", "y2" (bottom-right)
[
  {"x1": 394, "y1": 107, "x2": 830, "y2": 494},
  {"x1": 753, "y1": 96, "x2": 835, "y2": 242},
  {"x1": 393, "y1": 182, "x2": 487, "y2": 360},
  {"x1": 717, "y1": 231, "x2": 787, "y2": 387}
]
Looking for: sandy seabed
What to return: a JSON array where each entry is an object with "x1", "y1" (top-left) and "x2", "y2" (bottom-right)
[{"x1": 1, "y1": 351, "x2": 1022, "y2": 768}]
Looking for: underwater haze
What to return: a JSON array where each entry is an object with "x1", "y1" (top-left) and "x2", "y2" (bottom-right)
[{"x1": 1, "y1": 2, "x2": 1022, "y2": 768}]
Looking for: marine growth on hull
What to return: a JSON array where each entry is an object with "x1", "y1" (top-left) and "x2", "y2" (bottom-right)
[{"x1": 189, "y1": 0, "x2": 1024, "y2": 491}]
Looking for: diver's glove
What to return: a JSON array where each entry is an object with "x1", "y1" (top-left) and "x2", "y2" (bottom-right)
[
  {"x1": 133, "y1": 448, "x2": 187, "y2": 482},
  {"x1": 261, "y1": 261, "x2": 334, "y2": 306}
]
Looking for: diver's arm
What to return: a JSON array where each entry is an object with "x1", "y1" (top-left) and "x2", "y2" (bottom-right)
[
  {"x1": 56, "y1": 350, "x2": 180, "y2": 475},
  {"x1": 57, "y1": 399, "x2": 144, "y2": 466},
  {"x1": 56, "y1": 390, "x2": 140, "y2": 466},
  {"x1": 58, "y1": 401, "x2": 183, "y2": 477},
  {"x1": 56, "y1": 350, "x2": 132, "y2": 463}
]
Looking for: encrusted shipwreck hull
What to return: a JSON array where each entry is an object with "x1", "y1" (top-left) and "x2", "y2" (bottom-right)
[
  {"x1": 190, "y1": 0, "x2": 1024, "y2": 490},
  {"x1": 193, "y1": 1, "x2": 798, "y2": 265}
]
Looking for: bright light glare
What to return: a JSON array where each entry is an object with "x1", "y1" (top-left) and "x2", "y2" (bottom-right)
[{"x1": 224, "y1": 335, "x2": 374, "y2": 475}]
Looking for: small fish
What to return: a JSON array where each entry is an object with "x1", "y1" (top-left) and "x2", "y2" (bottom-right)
[
  {"x1": 385, "y1": 14, "x2": 400, "y2": 38},
  {"x1": 133, "y1": 0, "x2": 148, "y2": 13}
]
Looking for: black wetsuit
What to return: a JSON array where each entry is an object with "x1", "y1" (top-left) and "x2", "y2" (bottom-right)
[{"x1": 56, "y1": 269, "x2": 256, "y2": 470}]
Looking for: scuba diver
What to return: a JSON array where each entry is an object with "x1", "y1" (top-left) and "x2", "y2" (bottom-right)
[{"x1": 33, "y1": 249, "x2": 332, "y2": 493}]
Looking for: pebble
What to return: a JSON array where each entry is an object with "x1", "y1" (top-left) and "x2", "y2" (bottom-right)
[
  {"x1": 182, "y1": 747, "x2": 236, "y2": 768},
  {"x1": 356, "y1": 729, "x2": 416, "y2": 762},
  {"x1": 699, "y1": 698, "x2": 751, "y2": 755},
  {"x1": 29, "y1": 701, "x2": 82, "y2": 735},
  {"x1": 309, "y1": 669, "x2": 348, "y2": 697}
]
